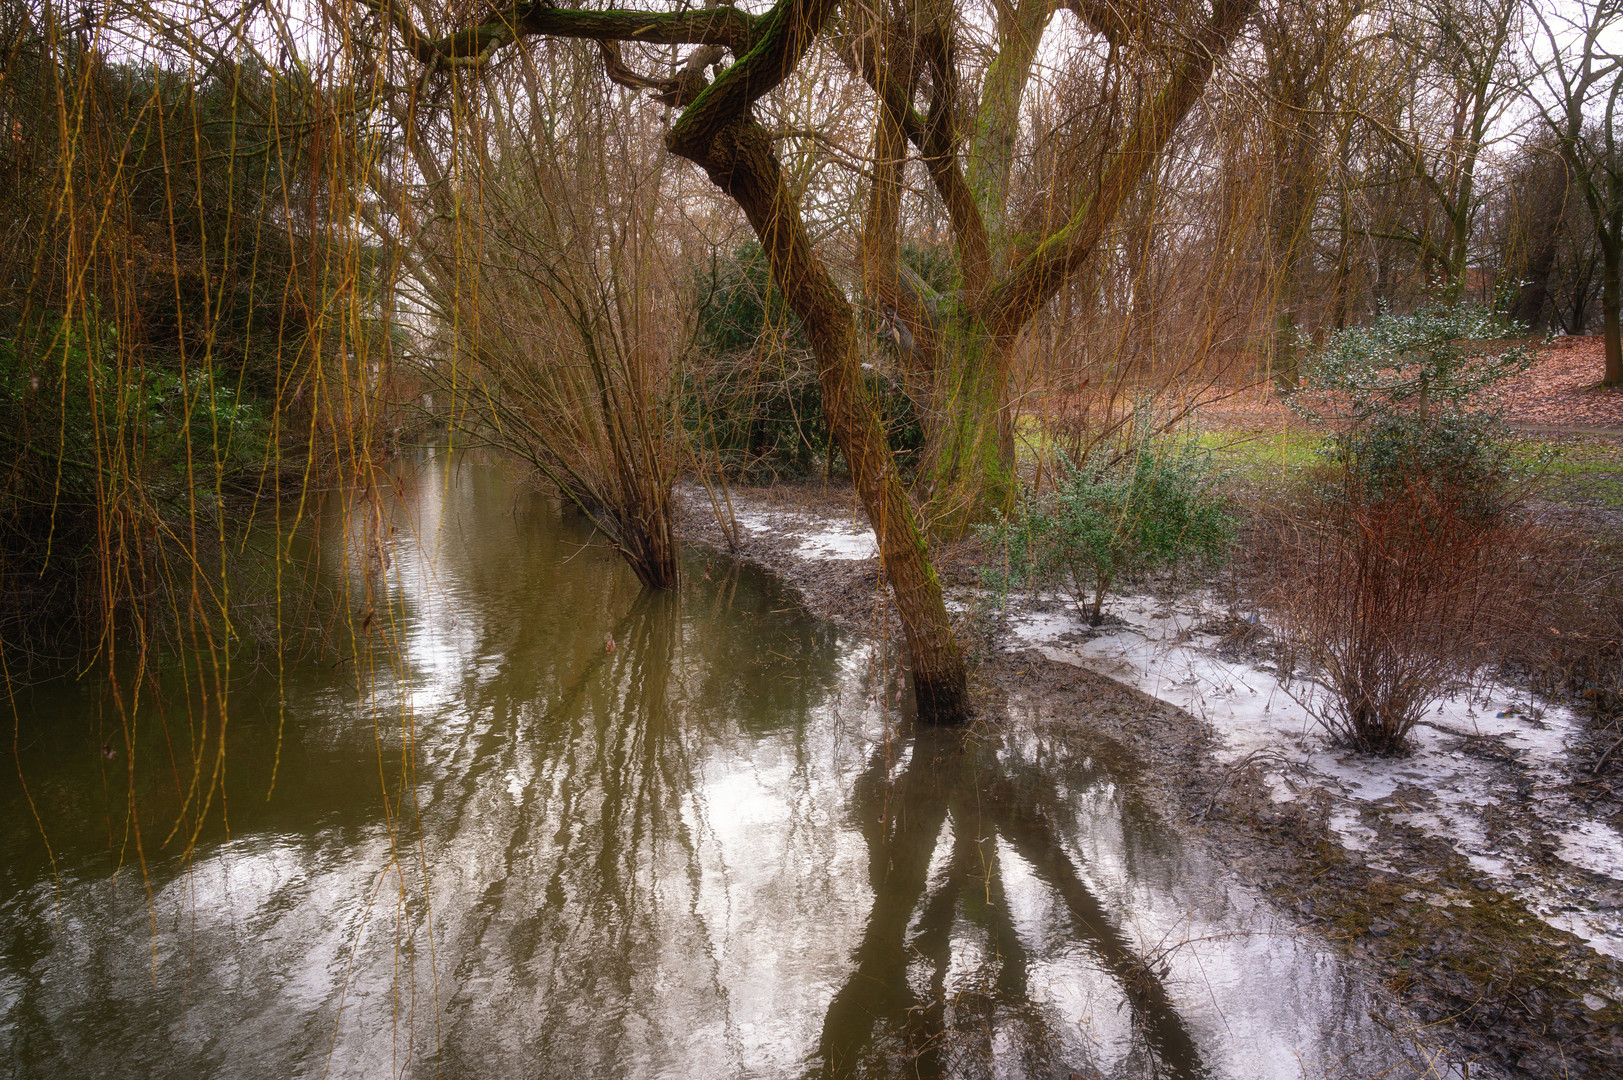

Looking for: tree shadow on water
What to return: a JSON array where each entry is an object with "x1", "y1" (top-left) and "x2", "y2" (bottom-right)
[{"x1": 815, "y1": 720, "x2": 1206, "y2": 1080}]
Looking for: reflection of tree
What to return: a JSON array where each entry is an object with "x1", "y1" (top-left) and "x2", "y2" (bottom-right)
[
  {"x1": 395, "y1": 459, "x2": 1199, "y2": 1075},
  {"x1": 419, "y1": 527, "x2": 849, "y2": 1072},
  {"x1": 423, "y1": 587, "x2": 706, "y2": 1070},
  {"x1": 817, "y1": 724, "x2": 1204, "y2": 1080}
]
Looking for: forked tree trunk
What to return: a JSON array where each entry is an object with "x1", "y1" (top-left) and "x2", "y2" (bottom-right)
[
  {"x1": 918, "y1": 316, "x2": 1017, "y2": 530},
  {"x1": 1089, "y1": 573, "x2": 1110, "y2": 627},
  {"x1": 375, "y1": 0, "x2": 1256, "y2": 722},
  {"x1": 858, "y1": 0, "x2": 1258, "y2": 530}
]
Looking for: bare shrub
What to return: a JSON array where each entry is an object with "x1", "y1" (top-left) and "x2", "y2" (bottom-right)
[
  {"x1": 1264, "y1": 468, "x2": 1529, "y2": 753},
  {"x1": 1494, "y1": 517, "x2": 1623, "y2": 762},
  {"x1": 1258, "y1": 306, "x2": 1545, "y2": 753},
  {"x1": 397, "y1": 44, "x2": 688, "y2": 590}
]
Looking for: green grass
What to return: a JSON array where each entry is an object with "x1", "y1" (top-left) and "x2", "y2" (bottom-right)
[
  {"x1": 1016, "y1": 414, "x2": 1623, "y2": 510},
  {"x1": 1011, "y1": 417, "x2": 1326, "y2": 481},
  {"x1": 1519, "y1": 435, "x2": 1623, "y2": 508},
  {"x1": 1196, "y1": 427, "x2": 1325, "y2": 486}
]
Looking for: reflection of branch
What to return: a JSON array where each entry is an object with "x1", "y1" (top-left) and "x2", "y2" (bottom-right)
[
  {"x1": 976, "y1": 839, "x2": 1032, "y2": 1001},
  {"x1": 818, "y1": 731, "x2": 955, "y2": 1072},
  {"x1": 820, "y1": 725, "x2": 1205, "y2": 1077},
  {"x1": 990, "y1": 767, "x2": 1203, "y2": 1078},
  {"x1": 905, "y1": 821, "x2": 978, "y2": 1073}
]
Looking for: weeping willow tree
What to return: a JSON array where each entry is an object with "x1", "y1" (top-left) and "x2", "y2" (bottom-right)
[
  {"x1": 0, "y1": 0, "x2": 394, "y2": 861},
  {"x1": 358, "y1": 0, "x2": 1260, "y2": 722}
]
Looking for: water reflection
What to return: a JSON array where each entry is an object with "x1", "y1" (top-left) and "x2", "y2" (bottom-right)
[
  {"x1": 1, "y1": 453, "x2": 1432, "y2": 1079},
  {"x1": 820, "y1": 722, "x2": 1204, "y2": 1078}
]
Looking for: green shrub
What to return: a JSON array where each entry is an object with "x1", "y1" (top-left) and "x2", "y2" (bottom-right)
[
  {"x1": 685, "y1": 243, "x2": 923, "y2": 480},
  {"x1": 0, "y1": 316, "x2": 272, "y2": 643},
  {"x1": 1292, "y1": 303, "x2": 1537, "y2": 512},
  {"x1": 980, "y1": 428, "x2": 1234, "y2": 626},
  {"x1": 1269, "y1": 305, "x2": 1538, "y2": 753},
  {"x1": 1295, "y1": 305, "x2": 1533, "y2": 419}
]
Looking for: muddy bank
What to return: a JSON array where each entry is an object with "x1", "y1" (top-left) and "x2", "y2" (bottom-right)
[
  {"x1": 678, "y1": 481, "x2": 1623, "y2": 1080},
  {"x1": 996, "y1": 653, "x2": 1623, "y2": 1080},
  {"x1": 675, "y1": 483, "x2": 989, "y2": 639}
]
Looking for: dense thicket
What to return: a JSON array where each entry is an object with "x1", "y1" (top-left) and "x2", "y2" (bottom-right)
[
  {"x1": 687, "y1": 242, "x2": 923, "y2": 480},
  {"x1": 0, "y1": 3, "x2": 380, "y2": 666}
]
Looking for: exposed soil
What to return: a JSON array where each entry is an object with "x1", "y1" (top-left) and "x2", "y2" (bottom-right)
[
  {"x1": 1497, "y1": 337, "x2": 1623, "y2": 429},
  {"x1": 679, "y1": 480, "x2": 1623, "y2": 1080}
]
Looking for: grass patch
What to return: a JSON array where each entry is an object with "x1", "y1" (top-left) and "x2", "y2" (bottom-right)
[
  {"x1": 1012, "y1": 415, "x2": 1327, "y2": 485},
  {"x1": 1020, "y1": 414, "x2": 1623, "y2": 509},
  {"x1": 1196, "y1": 426, "x2": 1325, "y2": 486},
  {"x1": 1519, "y1": 435, "x2": 1623, "y2": 507}
]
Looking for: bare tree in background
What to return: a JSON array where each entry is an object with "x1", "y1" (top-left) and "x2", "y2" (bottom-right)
[
  {"x1": 1533, "y1": 0, "x2": 1623, "y2": 385},
  {"x1": 1257, "y1": 0, "x2": 1363, "y2": 382},
  {"x1": 1489, "y1": 136, "x2": 1572, "y2": 333},
  {"x1": 1356, "y1": 0, "x2": 1526, "y2": 305}
]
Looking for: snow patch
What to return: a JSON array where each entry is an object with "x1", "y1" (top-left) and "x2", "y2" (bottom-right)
[
  {"x1": 792, "y1": 530, "x2": 879, "y2": 562},
  {"x1": 1556, "y1": 822, "x2": 1623, "y2": 881},
  {"x1": 728, "y1": 508, "x2": 879, "y2": 562},
  {"x1": 1003, "y1": 590, "x2": 1623, "y2": 960},
  {"x1": 711, "y1": 488, "x2": 1623, "y2": 961}
]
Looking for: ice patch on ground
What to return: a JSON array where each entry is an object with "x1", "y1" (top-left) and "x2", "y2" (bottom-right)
[
  {"x1": 1327, "y1": 809, "x2": 1379, "y2": 852},
  {"x1": 792, "y1": 530, "x2": 879, "y2": 561},
  {"x1": 1002, "y1": 590, "x2": 1623, "y2": 960},
  {"x1": 728, "y1": 508, "x2": 879, "y2": 561},
  {"x1": 1557, "y1": 822, "x2": 1623, "y2": 880},
  {"x1": 704, "y1": 490, "x2": 1623, "y2": 960}
]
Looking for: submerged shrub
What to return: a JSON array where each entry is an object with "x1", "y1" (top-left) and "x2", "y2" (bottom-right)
[{"x1": 980, "y1": 426, "x2": 1233, "y2": 626}]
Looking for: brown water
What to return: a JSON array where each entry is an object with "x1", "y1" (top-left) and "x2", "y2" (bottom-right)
[{"x1": 1, "y1": 451, "x2": 1438, "y2": 1078}]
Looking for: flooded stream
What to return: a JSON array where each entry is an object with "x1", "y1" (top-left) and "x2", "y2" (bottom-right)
[{"x1": 1, "y1": 452, "x2": 1440, "y2": 1078}]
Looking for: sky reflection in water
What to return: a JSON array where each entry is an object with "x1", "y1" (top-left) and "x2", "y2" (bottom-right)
[{"x1": 0, "y1": 452, "x2": 1431, "y2": 1079}]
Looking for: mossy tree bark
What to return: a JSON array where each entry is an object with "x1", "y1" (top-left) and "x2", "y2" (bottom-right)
[
  {"x1": 658, "y1": 0, "x2": 970, "y2": 719},
  {"x1": 684, "y1": 117, "x2": 970, "y2": 720},
  {"x1": 844, "y1": 0, "x2": 1260, "y2": 525}
]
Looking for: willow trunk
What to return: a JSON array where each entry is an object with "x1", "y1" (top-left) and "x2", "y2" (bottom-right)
[{"x1": 682, "y1": 119, "x2": 969, "y2": 721}]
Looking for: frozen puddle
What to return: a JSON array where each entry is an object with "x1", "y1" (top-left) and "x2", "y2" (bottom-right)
[
  {"x1": 1002, "y1": 591, "x2": 1623, "y2": 960},
  {"x1": 731, "y1": 508, "x2": 880, "y2": 562}
]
